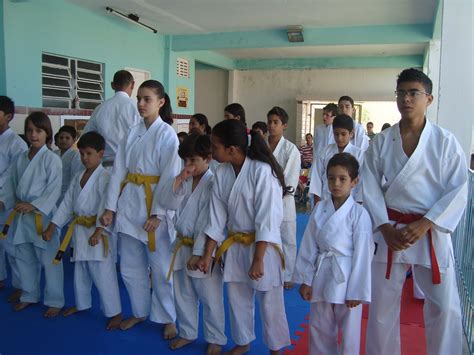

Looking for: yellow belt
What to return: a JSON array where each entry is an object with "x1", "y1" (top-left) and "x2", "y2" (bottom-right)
[
  {"x1": 0, "y1": 210, "x2": 43, "y2": 239},
  {"x1": 215, "y1": 231, "x2": 285, "y2": 269},
  {"x1": 166, "y1": 234, "x2": 194, "y2": 280},
  {"x1": 52, "y1": 215, "x2": 109, "y2": 265},
  {"x1": 121, "y1": 173, "x2": 160, "y2": 252}
]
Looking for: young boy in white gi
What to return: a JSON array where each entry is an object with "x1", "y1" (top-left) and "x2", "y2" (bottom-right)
[
  {"x1": 337, "y1": 96, "x2": 369, "y2": 152},
  {"x1": 294, "y1": 153, "x2": 373, "y2": 355},
  {"x1": 363, "y1": 68, "x2": 468, "y2": 355},
  {"x1": 0, "y1": 96, "x2": 27, "y2": 300},
  {"x1": 43, "y1": 131, "x2": 122, "y2": 330},
  {"x1": 160, "y1": 134, "x2": 226, "y2": 354},
  {"x1": 267, "y1": 106, "x2": 301, "y2": 289},
  {"x1": 312, "y1": 102, "x2": 338, "y2": 159},
  {"x1": 310, "y1": 114, "x2": 364, "y2": 204}
]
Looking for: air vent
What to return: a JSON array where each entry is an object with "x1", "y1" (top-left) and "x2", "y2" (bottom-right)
[{"x1": 176, "y1": 58, "x2": 190, "y2": 78}]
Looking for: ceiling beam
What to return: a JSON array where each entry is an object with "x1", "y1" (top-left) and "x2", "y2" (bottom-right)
[
  {"x1": 171, "y1": 24, "x2": 433, "y2": 51},
  {"x1": 432, "y1": 0, "x2": 443, "y2": 39}
]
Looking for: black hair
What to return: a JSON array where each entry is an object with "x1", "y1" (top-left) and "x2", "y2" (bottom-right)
[
  {"x1": 24, "y1": 111, "x2": 53, "y2": 145},
  {"x1": 77, "y1": 131, "x2": 105, "y2": 152},
  {"x1": 338, "y1": 96, "x2": 355, "y2": 107},
  {"x1": 177, "y1": 132, "x2": 188, "y2": 139},
  {"x1": 112, "y1": 70, "x2": 134, "y2": 91},
  {"x1": 212, "y1": 119, "x2": 289, "y2": 194},
  {"x1": 0, "y1": 96, "x2": 14, "y2": 118},
  {"x1": 327, "y1": 153, "x2": 359, "y2": 181},
  {"x1": 267, "y1": 106, "x2": 289, "y2": 124},
  {"x1": 191, "y1": 113, "x2": 212, "y2": 135},
  {"x1": 139, "y1": 80, "x2": 173, "y2": 125},
  {"x1": 224, "y1": 103, "x2": 246, "y2": 125},
  {"x1": 323, "y1": 103, "x2": 339, "y2": 116},
  {"x1": 251, "y1": 121, "x2": 268, "y2": 134},
  {"x1": 305, "y1": 133, "x2": 313, "y2": 139},
  {"x1": 332, "y1": 114, "x2": 354, "y2": 131},
  {"x1": 54, "y1": 132, "x2": 59, "y2": 141},
  {"x1": 397, "y1": 68, "x2": 433, "y2": 94},
  {"x1": 381, "y1": 123, "x2": 391, "y2": 131},
  {"x1": 178, "y1": 133, "x2": 212, "y2": 160},
  {"x1": 58, "y1": 125, "x2": 77, "y2": 139},
  {"x1": 367, "y1": 121, "x2": 374, "y2": 126}
]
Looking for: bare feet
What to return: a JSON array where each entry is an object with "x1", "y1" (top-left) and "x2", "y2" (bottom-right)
[
  {"x1": 0, "y1": 280, "x2": 5, "y2": 290},
  {"x1": 63, "y1": 307, "x2": 81, "y2": 317},
  {"x1": 44, "y1": 307, "x2": 62, "y2": 318},
  {"x1": 106, "y1": 313, "x2": 123, "y2": 330},
  {"x1": 284, "y1": 282, "x2": 294, "y2": 290},
  {"x1": 120, "y1": 316, "x2": 146, "y2": 330},
  {"x1": 163, "y1": 322, "x2": 178, "y2": 340},
  {"x1": 13, "y1": 301, "x2": 34, "y2": 311},
  {"x1": 169, "y1": 337, "x2": 195, "y2": 349},
  {"x1": 206, "y1": 343, "x2": 222, "y2": 355},
  {"x1": 8, "y1": 288, "x2": 22, "y2": 303},
  {"x1": 224, "y1": 344, "x2": 250, "y2": 355}
]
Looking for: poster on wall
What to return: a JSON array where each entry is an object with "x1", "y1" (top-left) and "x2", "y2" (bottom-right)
[{"x1": 176, "y1": 86, "x2": 189, "y2": 108}]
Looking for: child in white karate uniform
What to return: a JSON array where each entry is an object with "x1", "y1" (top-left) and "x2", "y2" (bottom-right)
[
  {"x1": 197, "y1": 119, "x2": 291, "y2": 355},
  {"x1": 0, "y1": 111, "x2": 64, "y2": 317},
  {"x1": 160, "y1": 134, "x2": 226, "y2": 354},
  {"x1": 0, "y1": 96, "x2": 27, "y2": 301},
  {"x1": 43, "y1": 131, "x2": 122, "y2": 329},
  {"x1": 100, "y1": 80, "x2": 180, "y2": 338},
  {"x1": 294, "y1": 153, "x2": 374, "y2": 355}
]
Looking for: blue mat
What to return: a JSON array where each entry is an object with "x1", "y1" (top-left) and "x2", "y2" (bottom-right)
[{"x1": 0, "y1": 213, "x2": 310, "y2": 354}]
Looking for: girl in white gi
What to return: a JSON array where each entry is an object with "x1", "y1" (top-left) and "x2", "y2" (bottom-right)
[
  {"x1": 54, "y1": 125, "x2": 82, "y2": 205},
  {"x1": 188, "y1": 113, "x2": 211, "y2": 135},
  {"x1": 43, "y1": 132, "x2": 122, "y2": 329},
  {"x1": 310, "y1": 114, "x2": 364, "y2": 204},
  {"x1": 0, "y1": 112, "x2": 64, "y2": 317},
  {"x1": 160, "y1": 134, "x2": 226, "y2": 354},
  {"x1": 197, "y1": 119, "x2": 291, "y2": 355},
  {"x1": 294, "y1": 153, "x2": 373, "y2": 355},
  {"x1": 0, "y1": 96, "x2": 27, "y2": 301},
  {"x1": 267, "y1": 106, "x2": 301, "y2": 289},
  {"x1": 100, "y1": 80, "x2": 180, "y2": 338}
]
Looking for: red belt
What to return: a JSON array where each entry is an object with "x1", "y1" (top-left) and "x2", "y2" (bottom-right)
[{"x1": 386, "y1": 208, "x2": 441, "y2": 284}]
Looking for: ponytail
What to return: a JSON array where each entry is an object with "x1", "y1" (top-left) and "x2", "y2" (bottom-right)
[{"x1": 138, "y1": 80, "x2": 173, "y2": 125}]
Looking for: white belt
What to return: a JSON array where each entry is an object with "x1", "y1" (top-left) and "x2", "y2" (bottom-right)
[{"x1": 315, "y1": 250, "x2": 346, "y2": 284}]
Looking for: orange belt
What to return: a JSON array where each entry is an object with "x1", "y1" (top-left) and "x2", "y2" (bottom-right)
[{"x1": 386, "y1": 208, "x2": 441, "y2": 284}]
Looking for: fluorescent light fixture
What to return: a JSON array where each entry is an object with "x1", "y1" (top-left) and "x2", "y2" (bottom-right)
[
  {"x1": 106, "y1": 6, "x2": 157, "y2": 34},
  {"x1": 287, "y1": 25, "x2": 304, "y2": 43}
]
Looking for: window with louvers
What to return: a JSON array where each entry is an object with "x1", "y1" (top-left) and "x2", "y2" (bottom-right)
[{"x1": 42, "y1": 53, "x2": 104, "y2": 110}]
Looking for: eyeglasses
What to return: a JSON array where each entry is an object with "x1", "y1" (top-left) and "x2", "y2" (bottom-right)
[{"x1": 395, "y1": 90, "x2": 430, "y2": 99}]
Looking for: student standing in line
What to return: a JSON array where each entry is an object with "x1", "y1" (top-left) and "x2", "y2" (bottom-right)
[
  {"x1": 337, "y1": 96, "x2": 369, "y2": 151},
  {"x1": 313, "y1": 102, "x2": 338, "y2": 159},
  {"x1": 189, "y1": 113, "x2": 212, "y2": 135}
]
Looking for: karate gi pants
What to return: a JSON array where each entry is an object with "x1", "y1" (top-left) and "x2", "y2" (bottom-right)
[
  {"x1": 281, "y1": 220, "x2": 297, "y2": 282},
  {"x1": 173, "y1": 268, "x2": 227, "y2": 345},
  {"x1": 309, "y1": 302, "x2": 362, "y2": 355},
  {"x1": 74, "y1": 255, "x2": 121, "y2": 317},
  {"x1": 227, "y1": 282, "x2": 291, "y2": 351},
  {"x1": 119, "y1": 232, "x2": 176, "y2": 323},
  {"x1": 366, "y1": 262, "x2": 463, "y2": 355},
  {"x1": 0, "y1": 237, "x2": 21, "y2": 289},
  {"x1": 15, "y1": 242, "x2": 64, "y2": 308}
]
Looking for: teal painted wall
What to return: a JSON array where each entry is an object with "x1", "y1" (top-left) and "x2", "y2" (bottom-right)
[
  {"x1": 0, "y1": 1, "x2": 5, "y2": 94},
  {"x1": 3, "y1": 0, "x2": 166, "y2": 107}
]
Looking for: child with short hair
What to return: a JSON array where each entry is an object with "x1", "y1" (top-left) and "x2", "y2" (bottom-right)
[
  {"x1": 251, "y1": 121, "x2": 268, "y2": 139},
  {"x1": 310, "y1": 114, "x2": 364, "y2": 204},
  {"x1": 0, "y1": 96, "x2": 27, "y2": 298},
  {"x1": 267, "y1": 106, "x2": 301, "y2": 289},
  {"x1": 43, "y1": 131, "x2": 122, "y2": 329},
  {"x1": 55, "y1": 125, "x2": 82, "y2": 205},
  {"x1": 313, "y1": 102, "x2": 338, "y2": 158},
  {"x1": 294, "y1": 153, "x2": 374, "y2": 355},
  {"x1": 0, "y1": 111, "x2": 64, "y2": 317},
  {"x1": 337, "y1": 96, "x2": 369, "y2": 151},
  {"x1": 159, "y1": 133, "x2": 226, "y2": 354}
]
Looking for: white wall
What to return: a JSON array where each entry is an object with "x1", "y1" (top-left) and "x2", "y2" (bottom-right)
[
  {"x1": 232, "y1": 68, "x2": 403, "y2": 143},
  {"x1": 195, "y1": 68, "x2": 229, "y2": 128}
]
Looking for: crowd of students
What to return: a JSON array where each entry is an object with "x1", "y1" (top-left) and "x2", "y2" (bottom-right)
[{"x1": 0, "y1": 67, "x2": 468, "y2": 355}]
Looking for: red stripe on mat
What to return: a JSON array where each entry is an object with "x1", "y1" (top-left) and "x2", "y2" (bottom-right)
[{"x1": 285, "y1": 278, "x2": 426, "y2": 354}]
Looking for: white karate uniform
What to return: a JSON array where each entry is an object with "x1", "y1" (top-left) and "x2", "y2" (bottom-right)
[
  {"x1": 313, "y1": 124, "x2": 334, "y2": 159},
  {"x1": 362, "y1": 121, "x2": 468, "y2": 355},
  {"x1": 293, "y1": 196, "x2": 373, "y2": 355},
  {"x1": 0, "y1": 128, "x2": 27, "y2": 287},
  {"x1": 159, "y1": 169, "x2": 226, "y2": 345},
  {"x1": 271, "y1": 137, "x2": 301, "y2": 282},
  {"x1": 309, "y1": 143, "x2": 364, "y2": 202},
  {"x1": 105, "y1": 116, "x2": 180, "y2": 324},
  {"x1": 204, "y1": 158, "x2": 291, "y2": 350},
  {"x1": 352, "y1": 121, "x2": 369, "y2": 152},
  {"x1": 83, "y1": 91, "x2": 140, "y2": 164},
  {"x1": 55, "y1": 148, "x2": 82, "y2": 205},
  {"x1": 0, "y1": 145, "x2": 64, "y2": 307},
  {"x1": 52, "y1": 165, "x2": 121, "y2": 317}
]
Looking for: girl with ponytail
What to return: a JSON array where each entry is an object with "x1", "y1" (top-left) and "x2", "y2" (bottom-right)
[
  {"x1": 196, "y1": 119, "x2": 291, "y2": 354},
  {"x1": 100, "y1": 80, "x2": 180, "y2": 337}
]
